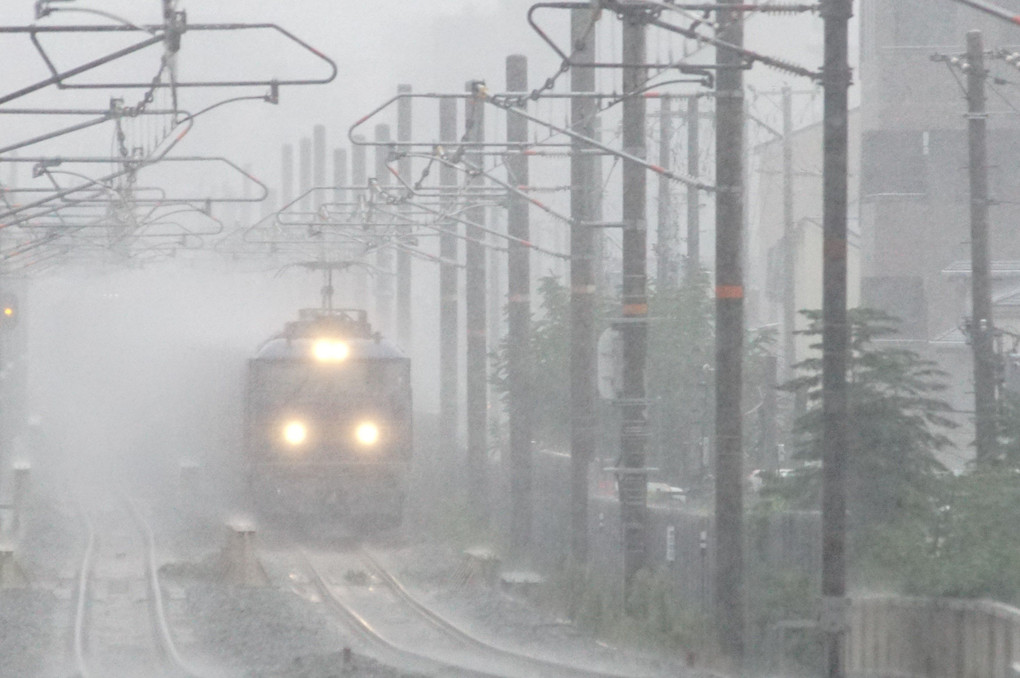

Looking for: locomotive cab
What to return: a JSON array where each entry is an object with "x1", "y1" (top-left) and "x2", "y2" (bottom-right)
[{"x1": 243, "y1": 308, "x2": 411, "y2": 527}]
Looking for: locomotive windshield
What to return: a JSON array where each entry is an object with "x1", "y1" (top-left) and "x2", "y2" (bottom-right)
[{"x1": 251, "y1": 361, "x2": 404, "y2": 403}]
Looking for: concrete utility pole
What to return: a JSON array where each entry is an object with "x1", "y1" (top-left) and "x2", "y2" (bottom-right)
[
  {"x1": 820, "y1": 0, "x2": 853, "y2": 677},
  {"x1": 570, "y1": 8, "x2": 599, "y2": 565},
  {"x1": 714, "y1": 0, "x2": 746, "y2": 667},
  {"x1": 299, "y1": 136, "x2": 312, "y2": 212},
  {"x1": 967, "y1": 30, "x2": 997, "y2": 464},
  {"x1": 374, "y1": 123, "x2": 394, "y2": 334},
  {"x1": 438, "y1": 99, "x2": 459, "y2": 456},
  {"x1": 782, "y1": 87, "x2": 797, "y2": 381},
  {"x1": 464, "y1": 82, "x2": 488, "y2": 519},
  {"x1": 313, "y1": 124, "x2": 326, "y2": 205},
  {"x1": 505, "y1": 54, "x2": 533, "y2": 552},
  {"x1": 281, "y1": 143, "x2": 294, "y2": 206},
  {"x1": 657, "y1": 96, "x2": 678, "y2": 288},
  {"x1": 687, "y1": 96, "x2": 701, "y2": 271},
  {"x1": 619, "y1": 6, "x2": 650, "y2": 594},
  {"x1": 351, "y1": 136, "x2": 368, "y2": 310},
  {"x1": 333, "y1": 147, "x2": 348, "y2": 303},
  {"x1": 397, "y1": 85, "x2": 413, "y2": 351},
  {"x1": 332, "y1": 148, "x2": 347, "y2": 205}
]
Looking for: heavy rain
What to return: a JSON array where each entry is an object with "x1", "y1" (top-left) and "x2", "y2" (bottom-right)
[{"x1": 0, "y1": 1, "x2": 1016, "y2": 677}]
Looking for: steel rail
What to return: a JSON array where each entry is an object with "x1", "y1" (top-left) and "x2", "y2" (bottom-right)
[
  {"x1": 359, "y1": 549, "x2": 655, "y2": 678},
  {"x1": 71, "y1": 495, "x2": 207, "y2": 678},
  {"x1": 298, "y1": 550, "x2": 503, "y2": 678},
  {"x1": 123, "y1": 494, "x2": 208, "y2": 677}
]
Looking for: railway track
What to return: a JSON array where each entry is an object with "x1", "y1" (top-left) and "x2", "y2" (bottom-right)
[
  {"x1": 296, "y1": 546, "x2": 667, "y2": 678},
  {"x1": 72, "y1": 493, "x2": 204, "y2": 678}
]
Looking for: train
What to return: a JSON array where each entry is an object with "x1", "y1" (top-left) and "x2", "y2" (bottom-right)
[{"x1": 243, "y1": 307, "x2": 412, "y2": 527}]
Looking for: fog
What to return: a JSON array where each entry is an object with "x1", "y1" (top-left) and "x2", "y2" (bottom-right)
[
  {"x1": 12, "y1": 2, "x2": 1015, "y2": 677},
  {"x1": 20, "y1": 262, "x2": 317, "y2": 493}
]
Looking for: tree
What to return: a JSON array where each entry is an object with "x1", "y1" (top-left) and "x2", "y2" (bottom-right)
[
  {"x1": 491, "y1": 271, "x2": 716, "y2": 481},
  {"x1": 491, "y1": 275, "x2": 584, "y2": 449},
  {"x1": 646, "y1": 269, "x2": 714, "y2": 485},
  {"x1": 777, "y1": 308, "x2": 956, "y2": 529}
]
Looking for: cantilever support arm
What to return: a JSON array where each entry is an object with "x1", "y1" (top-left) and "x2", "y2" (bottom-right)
[
  {"x1": 0, "y1": 32, "x2": 164, "y2": 105},
  {"x1": 484, "y1": 90, "x2": 715, "y2": 191},
  {"x1": 938, "y1": 0, "x2": 1020, "y2": 24}
]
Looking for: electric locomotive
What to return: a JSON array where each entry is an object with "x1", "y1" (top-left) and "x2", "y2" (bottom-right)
[{"x1": 243, "y1": 307, "x2": 412, "y2": 526}]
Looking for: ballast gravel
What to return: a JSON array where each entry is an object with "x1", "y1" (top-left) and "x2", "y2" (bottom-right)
[
  {"x1": 176, "y1": 577, "x2": 428, "y2": 678},
  {"x1": 0, "y1": 589, "x2": 63, "y2": 678}
]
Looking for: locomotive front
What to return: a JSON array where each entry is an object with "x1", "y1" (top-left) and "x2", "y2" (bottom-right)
[{"x1": 244, "y1": 308, "x2": 412, "y2": 526}]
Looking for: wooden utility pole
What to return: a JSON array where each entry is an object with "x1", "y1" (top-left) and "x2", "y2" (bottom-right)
[
  {"x1": 571, "y1": 8, "x2": 599, "y2": 565},
  {"x1": 714, "y1": 0, "x2": 746, "y2": 666},
  {"x1": 505, "y1": 54, "x2": 533, "y2": 551},
  {"x1": 967, "y1": 30, "x2": 997, "y2": 464}
]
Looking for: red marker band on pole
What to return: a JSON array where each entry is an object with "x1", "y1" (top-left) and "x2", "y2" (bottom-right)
[{"x1": 716, "y1": 285, "x2": 744, "y2": 299}]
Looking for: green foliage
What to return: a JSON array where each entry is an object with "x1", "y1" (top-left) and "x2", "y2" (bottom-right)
[
  {"x1": 996, "y1": 391, "x2": 1020, "y2": 464},
  {"x1": 646, "y1": 271, "x2": 715, "y2": 484},
  {"x1": 778, "y1": 308, "x2": 955, "y2": 528},
  {"x1": 550, "y1": 563, "x2": 710, "y2": 654},
  {"x1": 907, "y1": 468, "x2": 1020, "y2": 602},
  {"x1": 490, "y1": 275, "x2": 576, "y2": 449},
  {"x1": 746, "y1": 568, "x2": 821, "y2": 675},
  {"x1": 490, "y1": 273, "x2": 715, "y2": 467}
]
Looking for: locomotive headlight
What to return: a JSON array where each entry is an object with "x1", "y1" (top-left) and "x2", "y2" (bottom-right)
[
  {"x1": 313, "y1": 339, "x2": 349, "y2": 362},
  {"x1": 354, "y1": 421, "x2": 380, "y2": 446},
  {"x1": 282, "y1": 420, "x2": 308, "y2": 446}
]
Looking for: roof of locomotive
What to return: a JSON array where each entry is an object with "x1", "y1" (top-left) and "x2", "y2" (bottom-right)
[{"x1": 253, "y1": 308, "x2": 407, "y2": 361}]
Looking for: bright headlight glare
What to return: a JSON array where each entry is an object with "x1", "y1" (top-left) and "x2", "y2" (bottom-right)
[
  {"x1": 282, "y1": 420, "x2": 308, "y2": 446},
  {"x1": 313, "y1": 339, "x2": 350, "y2": 362},
  {"x1": 355, "y1": 421, "x2": 380, "y2": 446}
]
